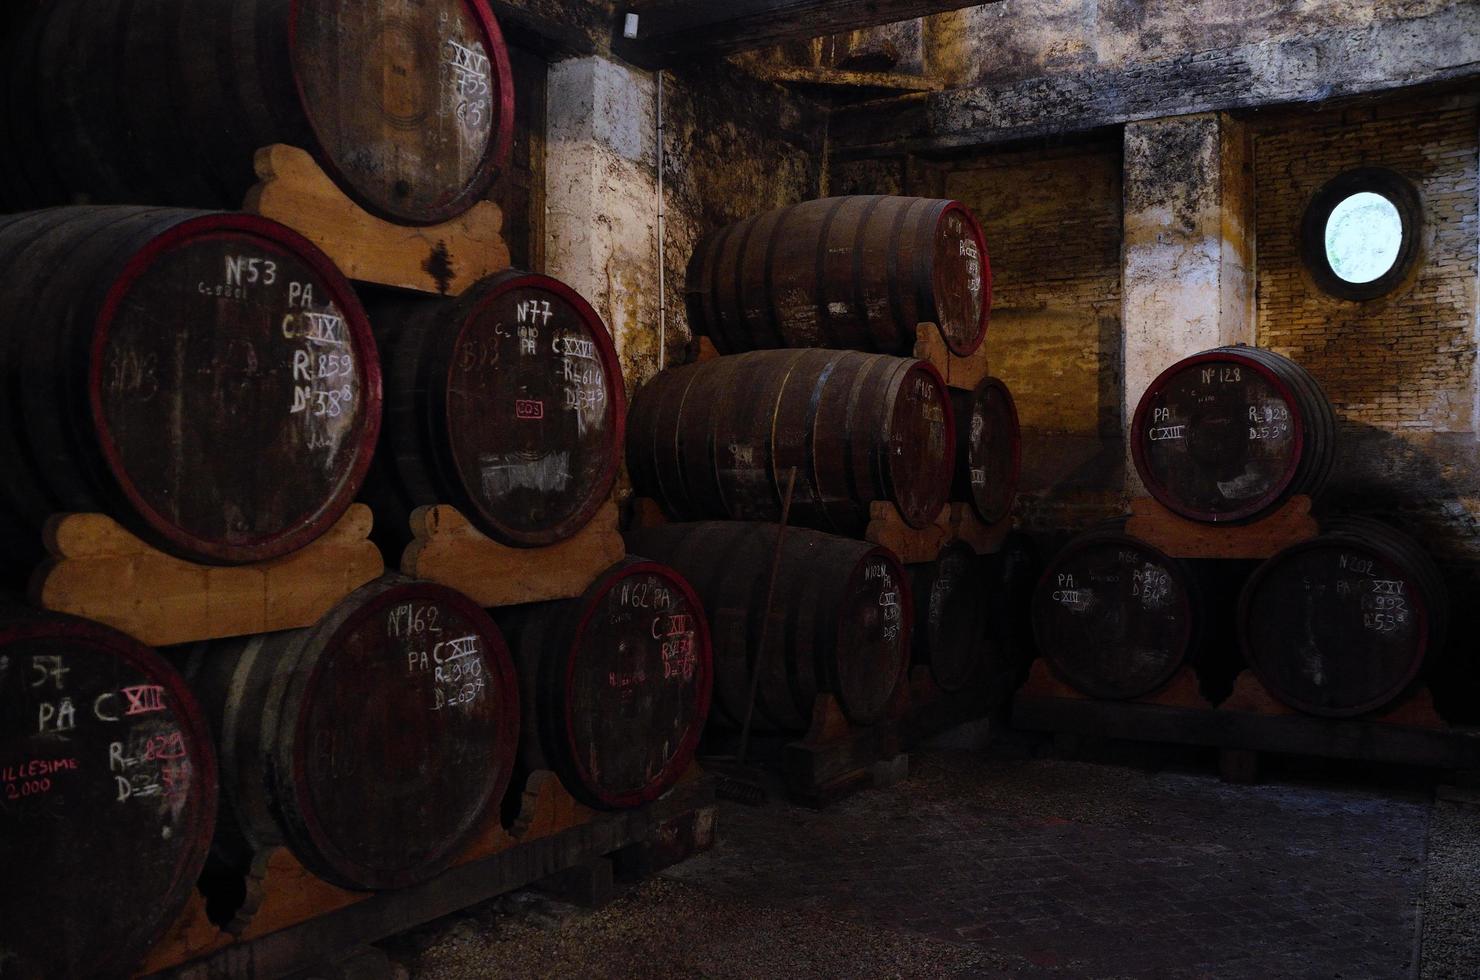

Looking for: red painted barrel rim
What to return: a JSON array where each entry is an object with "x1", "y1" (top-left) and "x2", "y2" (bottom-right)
[
  {"x1": 1237, "y1": 538, "x2": 1431, "y2": 718},
  {"x1": 562, "y1": 561, "x2": 713, "y2": 809},
  {"x1": 1031, "y1": 532, "x2": 1193, "y2": 700},
  {"x1": 833, "y1": 545, "x2": 911, "y2": 725},
  {"x1": 286, "y1": 0, "x2": 515, "y2": 227},
  {"x1": 0, "y1": 615, "x2": 218, "y2": 976},
  {"x1": 974, "y1": 376, "x2": 1022, "y2": 525},
  {"x1": 289, "y1": 581, "x2": 519, "y2": 888},
  {"x1": 934, "y1": 200, "x2": 992, "y2": 357},
  {"x1": 89, "y1": 213, "x2": 382, "y2": 565},
  {"x1": 888, "y1": 359, "x2": 956, "y2": 529},
  {"x1": 454, "y1": 271, "x2": 627, "y2": 546},
  {"x1": 1130, "y1": 349, "x2": 1305, "y2": 524}
]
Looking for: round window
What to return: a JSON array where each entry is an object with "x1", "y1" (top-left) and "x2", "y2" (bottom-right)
[{"x1": 1301, "y1": 168, "x2": 1420, "y2": 301}]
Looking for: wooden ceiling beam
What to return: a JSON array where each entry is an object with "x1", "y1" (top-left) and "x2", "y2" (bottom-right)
[{"x1": 613, "y1": 0, "x2": 1000, "y2": 69}]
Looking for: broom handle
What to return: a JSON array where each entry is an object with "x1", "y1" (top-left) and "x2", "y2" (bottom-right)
[{"x1": 736, "y1": 466, "x2": 798, "y2": 767}]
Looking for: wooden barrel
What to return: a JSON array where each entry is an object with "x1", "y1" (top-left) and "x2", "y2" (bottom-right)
[
  {"x1": 0, "y1": 207, "x2": 381, "y2": 575},
  {"x1": 1032, "y1": 525, "x2": 1201, "y2": 700},
  {"x1": 627, "y1": 349, "x2": 954, "y2": 533},
  {"x1": 362, "y1": 271, "x2": 626, "y2": 550},
  {"x1": 625, "y1": 522, "x2": 911, "y2": 731},
  {"x1": 1238, "y1": 517, "x2": 1448, "y2": 717},
  {"x1": 1131, "y1": 345, "x2": 1335, "y2": 524},
  {"x1": 0, "y1": 605, "x2": 216, "y2": 978},
  {"x1": 910, "y1": 540, "x2": 991, "y2": 693},
  {"x1": 0, "y1": 0, "x2": 513, "y2": 226},
  {"x1": 951, "y1": 376, "x2": 1022, "y2": 525},
  {"x1": 494, "y1": 559, "x2": 712, "y2": 809},
  {"x1": 183, "y1": 576, "x2": 519, "y2": 890},
  {"x1": 686, "y1": 196, "x2": 992, "y2": 357}
]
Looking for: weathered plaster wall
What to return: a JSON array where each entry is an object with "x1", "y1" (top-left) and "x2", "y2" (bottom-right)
[
  {"x1": 1252, "y1": 91, "x2": 1480, "y2": 563},
  {"x1": 545, "y1": 55, "x2": 827, "y2": 398},
  {"x1": 1121, "y1": 113, "x2": 1255, "y2": 490}
]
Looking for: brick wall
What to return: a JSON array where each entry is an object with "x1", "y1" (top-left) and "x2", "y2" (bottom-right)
[
  {"x1": 1253, "y1": 92, "x2": 1480, "y2": 566},
  {"x1": 940, "y1": 138, "x2": 1127, "y2": 530}
]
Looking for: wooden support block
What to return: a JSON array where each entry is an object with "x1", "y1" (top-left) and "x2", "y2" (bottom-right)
[
  {"x1": 535, "y1": 858, "x2": 616, "y2": 909},
  {"x1": 1019, "y1": 659, "x2": 1210, "y2": 710},
  {"x1": 1125, "y1": 494, "x2": 1318, "y2": 559},
  {"x1": 401, "y1": 502, "x2": 625, "y2": 608},
  {"x1": 244, "y1": 144, "x2": 511, "y2": 296},
  {"x1": 510, "y1": 769, "x2": 599, "y2": 842},
  {"x1": 914, "y1": 322, "x2": 990, "y2": 391},
  {"x1": 948, "y1": 502, "x2": 1011, "y2": 555},
  {"x1": 1220, "y1": 671, "x2": 1301, "y2": 716},
  {"x1": 784, "y1": 694, "x2": 904, "y2": 808},
  {"x1": 865, "y1": 500, "x2": 950, "y2": 564},
  {"x1": 1219, "y1": 748, "x2": 1261, "y2": 785},
  {"x1": 695, "y1": 335, "x2": 721, "y2": 363},
  {"x1": 34, "y1": 505, "x2": 383, "y2": 647},
  {"x1": 612, "y1": 803, "x2": 719, "y2": 883},
  {"x1": 628, "y1": 496, "x2": 671, "y2": 531}
]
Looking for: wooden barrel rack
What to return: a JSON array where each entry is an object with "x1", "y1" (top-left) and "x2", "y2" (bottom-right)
[{"x1": 1012, "y1": 506, "x2": 1479, "y2": 783}]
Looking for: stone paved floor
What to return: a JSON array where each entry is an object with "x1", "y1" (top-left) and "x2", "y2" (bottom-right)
[{"x1": 386, "y1": 749, "x2": 1474, "y2": 979}]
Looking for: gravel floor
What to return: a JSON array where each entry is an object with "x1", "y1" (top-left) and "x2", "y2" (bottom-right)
[{"x1": 383, "y1": 749, "x2": 1478, "y2": 979}]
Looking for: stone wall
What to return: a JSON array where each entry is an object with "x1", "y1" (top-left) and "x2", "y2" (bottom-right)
[{"x1": 1252, "y1": 91, "x2": 1480, "y2": 564}]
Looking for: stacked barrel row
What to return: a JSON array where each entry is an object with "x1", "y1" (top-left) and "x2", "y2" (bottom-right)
[
  {"x1": 1033, "y1": 345, "x2": 1449, "y2": 720},
  {"x1": 622, "y1": 194, "x2": 1024, "y2": 737},
  {"x1": 0, "y1": 5, "x2": 719, "y2": 977}
]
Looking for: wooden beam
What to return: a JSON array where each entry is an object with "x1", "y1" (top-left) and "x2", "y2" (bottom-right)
[{"x1": 613, "y1": 0, "x2": 999, "y2": 69}]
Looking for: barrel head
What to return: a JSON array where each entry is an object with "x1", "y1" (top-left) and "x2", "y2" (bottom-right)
[
  {"x1": 833, "y1": 547, "x2": 911, "y2": 726},
  {"x1": 912, "y1": 540, "x2": 990, "y2": 694},
  {"x1": 290, "y1": 0, "x2": 513, "y2": 225},
  {"x1": 1240, "y1": 538, "x2": 1433, "y2": 717},
  {"x1": 441, "y1": 273, "x2": 625, "y2": 547},
  {"x1": 886, "y1": 361, "x2": 955, "y2": 529},
  {"x1": 0, "y1": 612, "x2": 215, "y2": 978},
  {"x1": 92, "y1": 215, "x2": 380, "y2": 565},
  {"x1": 1133, "y1": 350, "x2": 1305, "y2": 524},
  {"x1": 959, "y1": 376, "x2": 1021, "y2": 526},
  {"x1": 557, "y1": 561, "x2": 712, "y2": 809},
  {"x1": 1033, "y1": 533, "x2": 1194, "y2": 700},
  {"x1": 929, "y1": 202, "x2": 991, "y2": 357},
  {"x1": 280, "y1": 580, "x2": 518, "y2": 889}
]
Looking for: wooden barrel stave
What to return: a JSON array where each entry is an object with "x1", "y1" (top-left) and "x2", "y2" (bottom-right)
[
  {"x1": 1131, "y1": 345, "x2": 1335, "y2": 524},
  {"x1": 628, "y1": 349, "x2": 953, "y2": 535},
  {"x1": 951, "y1": 377, "x2": 1023, "y2": 526},
  {"x1": 626, "y1": 522, "x2": 911, "y2": 731},
  {"x1": 0, "y1": 207, "x2": 381, "y2": 575},
  {"x1": 1032, "y1": 526, "x2": 1201, "y2": 700},
  {"x1": 493, "y1": 559, "x2": 712, "y2": 809},
  {"x1": 184, "y1": 577, "x2": 519, "y2": 890},
  {"x1": 0, "y1": 605, "x2": 217, "y2": 978},
  {"x1": 686, "y1": 196, "x2": 991, "y2": 358},
  {"x1": 1238, "y1": 517, "x2": 1447, "y2": 717},
  {"x1": 1, "y1": 0, "x2": 513, "y2": 226}
]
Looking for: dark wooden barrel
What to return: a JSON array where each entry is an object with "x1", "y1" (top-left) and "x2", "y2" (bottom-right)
[
  {"x1": 0, "y1": 605, "x2": 216, "y2": 978},
  {"x1": 0, "y1": 0, "x2": 513, "y2": 226},
  {"x1": 0, "y1": 207, "x2": 381, "y2": 575},
  {"x1": 493, "y1": 559, "x2": 712, "y2": 809},
  {"x1": 951, "y1": 376, "x2": 1022, "y2": 525},
  {"x1": 1131, "y1": 345, "x2": 1335, "y2": 524},
  {"x1": 1032, "y1": 525, "x2": 1201, "y2": 700},
  {"x1": 1238, "y1": 517, "x2": 1448, "y2": 717},
  {"x1": 362, "y1": 271, "x2": 626, "y2": 551},
  {"x1": 686, "y1": 196, "x2": 992, "y2": 357},
  {"x1": 627, "y1": 349, "x2": 954, "y2": 533},
  {"x1": 910, "y1": 540, "x2": 991, "y2": 693},
  {"x1": 183, "y1": 576, "x2": 519, "y2": 890},
  {"x1": 625, "y1": 522, "x2": 911, "y2": 731}
]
